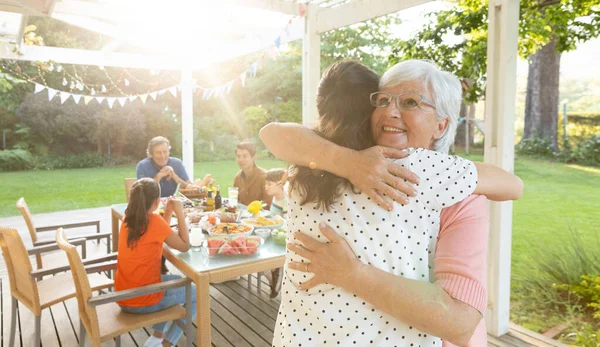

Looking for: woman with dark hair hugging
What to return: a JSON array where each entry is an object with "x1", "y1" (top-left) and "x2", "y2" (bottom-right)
[{"x1": 263, "y1": 60, "x2": 523, "y2": 347}]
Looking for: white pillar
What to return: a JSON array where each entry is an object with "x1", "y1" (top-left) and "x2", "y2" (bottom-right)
[
  {"x1": 302, "y1": 4, "x2": 320, "y2": 127},
  {"x1": 181, "y1": 69, "x2": 194, "y2": 180},
  {"x1": 483, "y1": 0, "x2": 520, "y2": 337}
]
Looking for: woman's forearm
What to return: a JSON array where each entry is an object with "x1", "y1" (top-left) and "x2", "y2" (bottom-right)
[
  {"x1": 344, "y1": 262, "x2": 481, "y2": 346},
  {"x1": 259, "y1": 122, "x2": 353, "y2": 178},
  {"x1": 474, "y1": 162, "x2": 524, "y2": 201}
]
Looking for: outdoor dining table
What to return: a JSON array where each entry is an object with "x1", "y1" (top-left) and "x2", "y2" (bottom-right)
[{"x1": 110, "y1": 203, "x2": 286, "y2": 346}]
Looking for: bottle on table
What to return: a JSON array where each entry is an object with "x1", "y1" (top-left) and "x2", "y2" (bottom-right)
[
  {"x1": 215, "y1": 185, "x2": 222, "y2": 209},
  {"x1": 205, "y1": 190, "x2": 215, "y2": 211}
]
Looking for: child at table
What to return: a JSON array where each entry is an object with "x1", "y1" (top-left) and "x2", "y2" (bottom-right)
[
  {"x1": 265, "y1": 168, "x2": 288, "y2": 217},
  {"x1": 115, "y1": 178, "x2": 193, "y2": 347}
]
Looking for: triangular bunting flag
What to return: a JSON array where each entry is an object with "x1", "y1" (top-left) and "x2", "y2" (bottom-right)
[
  {"x1": 274, "y1": 37, "x2": 281, "y2": 49},
  {"x1": 202, "y1": 89, "x2": 210, "y2": 100},
  {"x1": 128, "y1": 95, "x2": 137, "y2": 102},
  {"x1": 84, "y1": 96, "x2": 94, "y2": 105},
  {"x1": 47, "y1": 88, "x2": 57, "y2": 101},
  {"x1": 72, "y1": 94, "x2": 82, "y2": 104},
  {"x1": 95, "y1": 96, "x2": 105, "y2": 104},
  {"x1": 107, "y1": 97, "x2": 116, "y2": 108},
  {"x1": 140, "y1": 94, "x2": 148, "y2": 104},
  {"x1": 149, "y1": 91, "x2": 158, "y2": 100},
  {"x1": 168, "y1": 86, "x2": 178, "y2": 97},
  {"x1": 34, "y1": 83, "x2": 45, "y2": 94},
  {"x1": 298, "y1": 3, "x2": 306, "y2": 16},
  {"x1": 60, "y1": 92, "x2": 71, "y2": 104},
  {"x1": 158, "y1": 89, "x2": 167, "y2": 95},
  {"x1": 118, "y1": 97, "x2": 127, "y2": 107},
  {"x1": 240, "y1": 71, "x2": 247, "y2": 87},
  {"x1": 226, "y1": 81, "x2": 234, "y2": 94}
]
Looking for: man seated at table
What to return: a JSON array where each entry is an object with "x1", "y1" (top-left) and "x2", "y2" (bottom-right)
[
  {"x1": 136, "y1": 136, "x2": 192, "y2": 197},
  {"x1": 233, "y1": 141, "x2": 271, "y2": 209}
]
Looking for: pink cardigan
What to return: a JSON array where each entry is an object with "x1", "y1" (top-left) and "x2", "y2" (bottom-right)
[{"x1": 437, "y1": 194, "x2": 489, "y2": 347}]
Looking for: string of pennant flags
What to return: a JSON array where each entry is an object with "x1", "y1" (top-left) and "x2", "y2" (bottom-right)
[{"x1": 22, "y1": 15, "x2": 302, "y2": 109}]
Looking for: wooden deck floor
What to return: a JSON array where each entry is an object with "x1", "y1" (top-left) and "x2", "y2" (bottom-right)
[{"x1": 0, "y1": 207, "x2": 567, "y2": 347}]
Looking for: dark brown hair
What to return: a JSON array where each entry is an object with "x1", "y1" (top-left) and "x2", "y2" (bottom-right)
[
  {"x1": 236, "y1": 141, "x2": 257, "y2": 157},
  {"x1": 265, "y1": 168, "x2": 287, "y2": 184},
  {"x1": 123, "y1": 178, "x2": 161, "y2": 249},
  {"x1": 291, "y1": 60, "x2": 379, "y2": 211}
]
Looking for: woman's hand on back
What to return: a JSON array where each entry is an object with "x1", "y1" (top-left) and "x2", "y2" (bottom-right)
[
  {"x1": 344, "y1": 146, "x2": 420, "y2": 210},
  {"x1": 287, "y1": 223, "x2": 361, "y2": 290}
]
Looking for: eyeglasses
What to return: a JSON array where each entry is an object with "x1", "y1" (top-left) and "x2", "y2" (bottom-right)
[{"x1": 370, "y1": 92, "x2": 436, "y2": 111}]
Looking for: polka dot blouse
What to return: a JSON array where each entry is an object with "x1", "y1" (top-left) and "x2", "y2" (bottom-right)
[{"x1": 273, "y1": 148, "x2": 478, "y2": 347}]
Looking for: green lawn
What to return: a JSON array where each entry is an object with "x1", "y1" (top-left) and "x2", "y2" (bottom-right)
[
  {"x1": 2, "y1": 156, "x2": 599, "y2": 335},
  {"x1": 0, "y1": 160, "x2": 285, "y2": 218}
]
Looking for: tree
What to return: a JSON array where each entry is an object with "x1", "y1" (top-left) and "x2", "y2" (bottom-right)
[
  {"x1": 389, "y1": 0, "x2": 600, "y2": 150},
  {"x1": 321, "y1": 15, "x2": 402, "y2": 74}
]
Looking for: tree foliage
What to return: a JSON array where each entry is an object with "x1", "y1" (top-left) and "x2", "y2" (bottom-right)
[{"x1": 389, "y1": 0, "x2": 600, "y2": 103}]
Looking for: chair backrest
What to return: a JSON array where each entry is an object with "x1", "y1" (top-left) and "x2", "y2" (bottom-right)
[
  {"x1": 55, "y1": 228, "x2": 101, "y2": 340},
  {"x1": 124, "y1": 178, "x2": 136, "y2": 203},
  {"x1": 16, "y1": 197, "x2": 44, "y2": 269},
  {"x1": 0, "y1": 227, "x2": 41, "y2": 314},
  {"x1": 16, "y1": 197, "x2": 38, "y2": 243}
]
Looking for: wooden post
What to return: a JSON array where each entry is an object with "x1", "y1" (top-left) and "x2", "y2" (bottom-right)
[
  {"x1": 483, "y1": 0, "x2": 520, "y2": 337},
  {"x1": 181, "y1": 69, "x2": 194, "y2": 180},
  {"x1": 302, "y1": 3, "x2": 320, "y2": 127}
]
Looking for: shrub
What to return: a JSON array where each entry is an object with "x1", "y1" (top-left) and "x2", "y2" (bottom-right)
[
  {"x1": 514, "y1": 230, "x2": 600, "y2": 310},
  {"x1": 33, "y1": 153, "x2": 105, "y2": 170},
  {"x1": 567, "y1": 324, "x2": 600, "y2": 347},
  {"x1": 572, "y1": 134, "x2": 600, "y2": 166},
  {"x1": 516, "y1": 136, "x2": 555, "y2": 157},
  {"x1": 556, "y1": 275, "x2": 600, "y2": 319},
  {"x1": 0, "y1": 149, "x2": 34, "y2": 171}
]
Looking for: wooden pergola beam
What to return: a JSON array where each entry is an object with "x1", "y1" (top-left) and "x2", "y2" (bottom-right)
[{"x1": 315, "y1": 0, "x2": 431, "y2": 33}]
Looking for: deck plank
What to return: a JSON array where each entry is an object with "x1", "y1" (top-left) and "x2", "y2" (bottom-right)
[
  {"x1": 209, "y1": 296, "x2": 270, "y2": 347},
  {"x1": 209, "y1": 286, "x2": 274, "y2": 342}
]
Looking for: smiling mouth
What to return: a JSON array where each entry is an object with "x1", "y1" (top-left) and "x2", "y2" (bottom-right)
[{"x1": 382, "y1": 126, "x2": 407, "y2": 133}]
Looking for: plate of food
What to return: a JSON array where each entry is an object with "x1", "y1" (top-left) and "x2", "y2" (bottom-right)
[
  {"x1": 242, "y1": 215, "x2": 284, "y2": 229},
  {"x1": 204, "y1": 235, "x2": 264, "y2": 256},
  {"x1": 208, "y1": 222, "x2": 254, "y2": 237}
]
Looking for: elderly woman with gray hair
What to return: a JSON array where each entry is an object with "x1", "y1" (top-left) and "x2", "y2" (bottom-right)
[{"x1": 261, "y1": 60, "x2": 522, "y2": 347}]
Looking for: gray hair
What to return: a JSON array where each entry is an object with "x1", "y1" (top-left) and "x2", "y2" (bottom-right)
[
  {"x1": 380, "y1": 60, "x2": 461, "y2": 153},
  {"x1": 146, "y1": 136, "x2": 171, "y2": 156}
]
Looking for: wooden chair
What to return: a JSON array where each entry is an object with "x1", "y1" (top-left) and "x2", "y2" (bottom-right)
[
  {"x1": 55, "y1": 228, "x2": 194, "y2": 347},
  {"x1": 16, "y1": 197, "x2": 111, "y2": 269},
  {"x1": 0, "y1": 227, "x2": 113, "y2": 347},
  {"x1": 124, "y1": 178, "x2": 136, "y2": 203}
]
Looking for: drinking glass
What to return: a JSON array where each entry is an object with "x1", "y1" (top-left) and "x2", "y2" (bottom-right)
[
  {"x1": 228, "y1": 187, "x2": 239, "y2": 207},
  {"x1": 190, "y1": 227, "x2": 205, "y2": 252}
]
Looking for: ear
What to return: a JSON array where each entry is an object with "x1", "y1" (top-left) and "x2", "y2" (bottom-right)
[{"x1": 433, "y1": 116, "x2": 450, "y2": 140}]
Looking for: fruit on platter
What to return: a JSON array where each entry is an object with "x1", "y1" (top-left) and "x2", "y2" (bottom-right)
[
  {"x1": 206, "y1": 238, "x2": 226, "y2": 255},
  {"x1": 205, "y1": 235, "x2": 263, "y2": 256},
  {"x1": 271, "y1": 228, "x2": 287, "y2": 245}
]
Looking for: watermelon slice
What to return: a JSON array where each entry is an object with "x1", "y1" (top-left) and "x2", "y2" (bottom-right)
[
  {"x1": 207, "y1": 238, "x2": 226, "y2": 255},
  {"x1": 246, "y1": 239, "x2": 259, "y2": 254},
  {"x1": 231, "y1": 235, "x2": 250, "y2": 255},
  {"x1": 218, "y1": 242, "x2": 238, "y2": 255}
]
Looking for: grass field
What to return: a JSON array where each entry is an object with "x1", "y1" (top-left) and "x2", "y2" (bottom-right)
[
  {"x1": 2, "y1": 156, "x2": 599, "y2": 336},
  {"x1": 0, "y1": 160, "x2": 285, "y2": 218}
]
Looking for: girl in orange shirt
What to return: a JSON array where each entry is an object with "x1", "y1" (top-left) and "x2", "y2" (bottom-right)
[{"x1": 116, "y1": 178, "x2": 192, "y2": 347}]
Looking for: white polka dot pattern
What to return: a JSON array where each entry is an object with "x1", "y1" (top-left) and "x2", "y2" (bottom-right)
[{"x1": 273, "y1": 148, "x2": 478, "y2": 347}]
